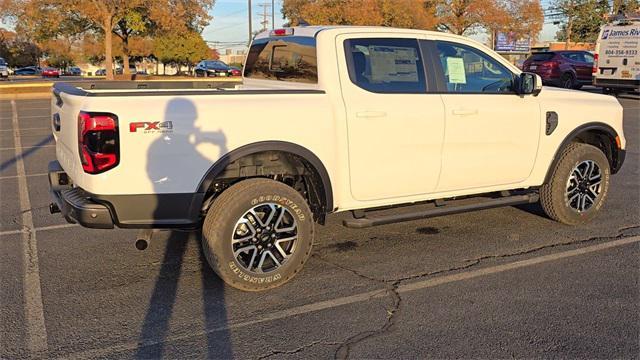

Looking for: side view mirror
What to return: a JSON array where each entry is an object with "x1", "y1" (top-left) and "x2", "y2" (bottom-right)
[{"x1": 518, "y1": 72, "x2": 542, "y2": 96}]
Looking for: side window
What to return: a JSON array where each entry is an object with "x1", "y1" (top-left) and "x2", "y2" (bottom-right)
[
  {"x1": 345, "y1": 38, "x2": 426, "y2": 93},
  {"x1": 435, "y1": 41, "x2": 515, "y2": 94}
]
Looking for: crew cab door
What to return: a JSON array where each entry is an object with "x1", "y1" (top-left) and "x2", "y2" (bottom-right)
[
  {"x1": 429, "y1": 40, "x2": 541, "y2": 192},
  {"x1": 338, "y1": 35, "x2": 445, "y2": 201}
]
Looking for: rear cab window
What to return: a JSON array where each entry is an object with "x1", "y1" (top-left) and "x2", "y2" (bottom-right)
[
  {"x1": 344, "y1": 38, "x2": 427, "y2": 93},
  {"x1": 244, "y1": 36, "x2": 317, "y2": 83}
]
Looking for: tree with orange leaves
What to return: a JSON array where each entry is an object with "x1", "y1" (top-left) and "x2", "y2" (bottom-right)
[
  {"x1": 283, "y1": 0, "x2": 438, "y2": 29},
  {"x1": 2, "y1": 0, "x2": 214, "y2": 80}
]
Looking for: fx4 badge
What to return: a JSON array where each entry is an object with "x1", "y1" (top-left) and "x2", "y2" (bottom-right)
[{"x1": 129, "y1": 121, "x2": 173, "y2": 133}]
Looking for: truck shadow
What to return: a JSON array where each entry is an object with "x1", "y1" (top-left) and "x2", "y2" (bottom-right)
[{"x1": 136, "y1": 97, "x2": 232, "y2": 358}]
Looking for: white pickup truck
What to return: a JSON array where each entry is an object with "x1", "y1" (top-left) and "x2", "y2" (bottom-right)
[{"x1": 49, "y1": 26, "x2": 626, "y2": 291}]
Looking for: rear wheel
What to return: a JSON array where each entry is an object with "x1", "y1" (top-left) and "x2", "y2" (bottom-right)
[
  {"x1": 202, "y1": 178, "x2": 314, "y2": 291},
  {"x1": 540, "y1": 143, "x2": 610, "y2": 225},
  {"x1": 561, "y1": 73, "x2": 575, "y2": 89}
]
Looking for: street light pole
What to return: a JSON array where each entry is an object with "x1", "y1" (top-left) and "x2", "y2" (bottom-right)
[
  {"x1": 248, "y1": 0, "x2": 253, "y2": 43},
  {"x1": 272, "y1": 0, "x2": 275, "y2": 29}
]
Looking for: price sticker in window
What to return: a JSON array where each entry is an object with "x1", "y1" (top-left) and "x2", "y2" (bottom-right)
[{"x1": 446, "y1": 57, "x2": 467, "y2": 84}]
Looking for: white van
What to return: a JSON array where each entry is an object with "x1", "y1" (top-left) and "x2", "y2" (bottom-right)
[{"x1": 593, "y1": 19, "x2": 640, "y2": 93}]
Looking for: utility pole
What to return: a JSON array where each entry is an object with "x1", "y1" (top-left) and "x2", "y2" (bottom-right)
[
  {"x1": 258, "y1": 2, "x2": 271, "y2": 32},
  {"x1": 248, "y1": 0, "x2": 253, "y2": 43},
  {"x1": 272, "y1": 0, "x2": 275, "y2": 29}
]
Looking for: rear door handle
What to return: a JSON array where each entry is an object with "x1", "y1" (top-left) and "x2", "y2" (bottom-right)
[
  {"x1": 451, "y1": 108, "x2": 478, "y2": 116},
  {"x1": 356, "y1": 111, "x2": 387, "y2": 118}
]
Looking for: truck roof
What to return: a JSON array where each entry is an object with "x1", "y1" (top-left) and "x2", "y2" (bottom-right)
[{"x1": 254, "y1": 25, "x2": 457, "y2": 40}]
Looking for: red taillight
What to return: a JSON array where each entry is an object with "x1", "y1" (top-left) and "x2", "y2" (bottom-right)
[
  {"x1": 77, "y1": 111, "x2": 119, "y2": 174},
  {"x1": 593, "y1": 53, "x2": 599, "y2": 74},
  {"x1": 539, "y1": 61, "x2": 558, "y2": 69},
  {"x1": 270, "y1": 28, "x2": 294, "y2": 36}
]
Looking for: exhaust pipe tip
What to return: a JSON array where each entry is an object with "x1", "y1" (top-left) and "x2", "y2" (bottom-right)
[
  {"x1": 135, "y1": 239, "x2": 148, "y2": 251},
  {"x1": 135, "y1": 229, "x2": 154, "y2": 251}
]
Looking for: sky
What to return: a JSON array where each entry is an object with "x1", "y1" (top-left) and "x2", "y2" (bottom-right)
[{"x1": 203, "y1": 0, "x2": 287, "y2": 52}]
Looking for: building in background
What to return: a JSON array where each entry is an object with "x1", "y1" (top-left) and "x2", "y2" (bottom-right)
[{"x1": 219, "y1": 49, "x2": 247, "y2": 67}]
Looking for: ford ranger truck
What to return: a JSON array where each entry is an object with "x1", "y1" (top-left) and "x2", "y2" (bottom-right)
[{"x1": 49, "y1": 26, "x2": 626, "y2": 291}]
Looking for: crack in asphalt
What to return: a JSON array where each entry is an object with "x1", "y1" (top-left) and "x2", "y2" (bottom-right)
[
  {"x1": 256, "y1": 340, "x2": 343, "y2": 360},
  {"x1": 313, "y1": 224, "x2": 640, "y2": 360}
]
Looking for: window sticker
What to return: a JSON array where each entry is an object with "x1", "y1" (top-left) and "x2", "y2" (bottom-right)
[
  {"x1": 368, "y1": 46, "x2": 419, "y2": 83},
  {"x1": 446, "y1": 57, "x2": 467, "y2": 84}
]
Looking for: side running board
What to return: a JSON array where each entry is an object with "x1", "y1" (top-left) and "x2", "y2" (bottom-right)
[{"x1": 343, "y1": 193, "x2": 539, "y2": 229}]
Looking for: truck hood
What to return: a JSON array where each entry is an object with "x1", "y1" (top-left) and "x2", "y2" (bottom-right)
[
  {"x1": 538, "y1": 86, "x2": 620, "y2": 105},
  {"x1": 536, "y1": 86, "x2": 625, "y2": 149}
]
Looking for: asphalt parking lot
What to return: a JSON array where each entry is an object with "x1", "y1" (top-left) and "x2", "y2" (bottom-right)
[{"x1": 1, "y1": 92, "x2": 638, "y2": 359}]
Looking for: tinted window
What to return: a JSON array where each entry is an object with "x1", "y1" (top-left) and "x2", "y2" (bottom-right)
[
  {"x1": 205, "y1": 60, "x2": 227, "y2": 68},
  {"x1": 344, "y1": 38, "x2": 426, "y2": 93},
  {"x1": 244, "y1": 36, "x2": 317, "y2": 83},
  {"x1": 563, "y1": 52, "x2": 593, "y2": 63},
  {"x1": 435, "y1": 41, "x2": 515, "y2": 94},
  {"x1": 530, "y1": 52, "x2": 555, "y2": 61},
  {"x1": 583, "y1": 53, "x2": 594, "y2": 63}
]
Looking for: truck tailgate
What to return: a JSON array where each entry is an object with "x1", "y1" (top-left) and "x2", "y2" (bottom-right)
[{"x1": 51, "y1": 87, "x2": 86, "y2": 182}]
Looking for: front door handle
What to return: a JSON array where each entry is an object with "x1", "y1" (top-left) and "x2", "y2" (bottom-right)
[
  {"x1": 356, "y1": 111, "x2": 387, "y2": 118},
  {"x1": 451, "y1": 108, "x2": 478, "y2": 116}
]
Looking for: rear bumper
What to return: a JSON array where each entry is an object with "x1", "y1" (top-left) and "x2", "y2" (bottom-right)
[
  {"x1": 48, "y1": 160, "x2": 203, "y2": 229},
  {"x1": 593, "y1": 77, "x2": 640, "y2": 90},
  {"x1": 48, "y1": 161, "x2": 114, "y2": 229}
]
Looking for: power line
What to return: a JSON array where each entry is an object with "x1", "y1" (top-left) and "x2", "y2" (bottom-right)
[{"x1": 257, "y1": 1, "x2": 272, "y2": 32}]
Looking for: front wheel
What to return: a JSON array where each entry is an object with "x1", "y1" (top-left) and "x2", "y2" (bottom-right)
[
  {"x1": 540, "y1": 143, "x2": 610, "y2": 225},
  {"x1": 202, "y1": 178, "x2": 314, "y2": 291}
]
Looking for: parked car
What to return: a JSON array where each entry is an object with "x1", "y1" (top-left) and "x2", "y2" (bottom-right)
[
  {"x1": 593, "y1": 19, "x2": 640, "y2": 94},
  {"x1": 229, "y1": 66, "x2": 242, "y2": 76},
  {"x1": 65, "y1": 67, "x2": 82, "y2": 76},
  {"x1": 49, "y1": 26, "x2": 626, "y2": 292},
  {"x1": 116, "y1": 65, "x2": 137, "y2": 75},
  {"x1": 95, "y1": 69, "x2": 107, "y2": 76},
  {"x1": 14, "y1": 66, "x2": 41, "y2": 75},
  {"x1": 42, "y1": 67, "x2": 60, "y2": 78},
  {"x1": 194, "y1": 60, "x2": 231, "y2": 77},
  {"x1": 522, "y1": 51, "x2": 594, "y2": 89},
  {"x1": 0, "y1": 57, "x2": 8, "y2": 79}
]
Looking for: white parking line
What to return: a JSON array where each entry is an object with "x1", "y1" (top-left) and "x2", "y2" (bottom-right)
[
  {"x1": 0, "y1": 223, "x2": 79, "y2": 236},
  {"x1": 0, "y1": 127, "x2": 51, "y2": 132},
  {"x1": 0, "y1": 144, "x2": 54, "y2": 151},
  {"x1": 66, "y1": 236, "x2": 639, "y2": 359},
  {"x1": 11, "y1": 100, "x2": 48, "y2": 353},
  {"x1": 0, "y1": 173, "x2": 47, "y2": 180},
  {"x1": 0, "y1": 115, "x2": 50, "y2": 121}
]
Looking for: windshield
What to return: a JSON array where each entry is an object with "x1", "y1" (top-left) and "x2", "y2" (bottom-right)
[
  {"x1": 205, "y1": 61, "x2": 227, "y2": 68},
  {"x1": 0, "y1": 58, "x2": 6, "y2": 65}
]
